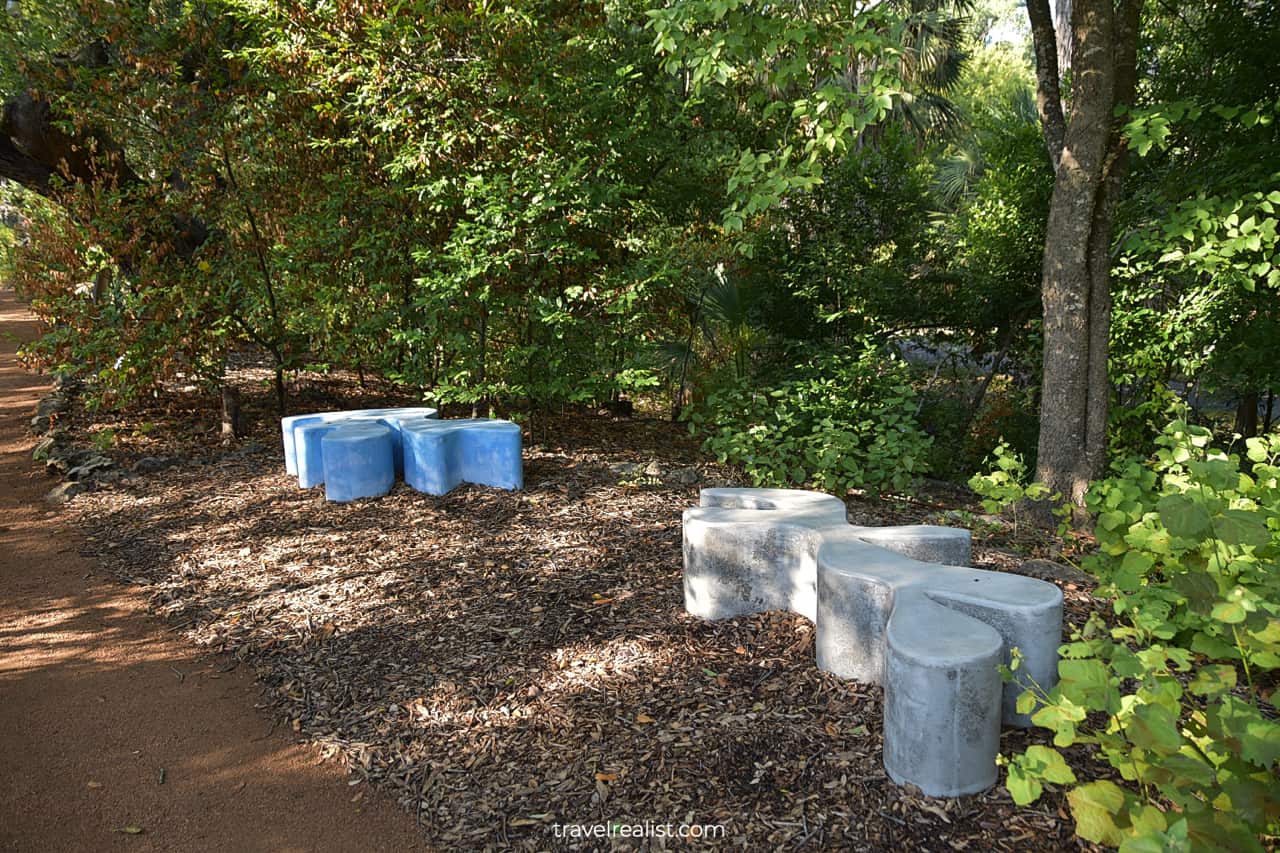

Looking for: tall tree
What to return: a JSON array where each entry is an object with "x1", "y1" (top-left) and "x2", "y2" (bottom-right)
[{"x1": 1026, "y1": 0, "x2": 1142, "y2": 505}]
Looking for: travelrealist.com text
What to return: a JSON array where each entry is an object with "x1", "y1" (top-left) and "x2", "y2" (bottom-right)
[{"x1": 551, "y1": 821, "x2": 727, "y2": 840}]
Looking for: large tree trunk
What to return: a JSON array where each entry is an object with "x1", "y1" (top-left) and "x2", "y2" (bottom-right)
[{"x1": 1028, "y1": 0, "x2": 1142, "y2": 506}]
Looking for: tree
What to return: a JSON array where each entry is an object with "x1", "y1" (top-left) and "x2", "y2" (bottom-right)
[{"x1": 1025, "y1": 0, "x2": 1142, "y2": 506}]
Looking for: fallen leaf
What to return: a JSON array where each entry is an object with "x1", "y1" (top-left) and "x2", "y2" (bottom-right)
[
  {"x1": 635, "y1": 713, "x2": 655, "y2": 724},
  {"x1": 86, "y1": 781, "x2": 103, "y2": 789},
  {"x1": 114, "y1": 826, "x2": 145, "y2": 835},
  {"x1": 594, "y1": 772, "x2": 618, "y2": 782}
]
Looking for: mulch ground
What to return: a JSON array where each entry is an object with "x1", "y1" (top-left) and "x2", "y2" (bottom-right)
[{"x1": 51, "y1": 369, "x2": 1105, "y2": 851}]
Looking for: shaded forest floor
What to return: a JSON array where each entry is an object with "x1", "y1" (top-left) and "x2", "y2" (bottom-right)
[{"x1": 45, "y1": 364, "x2": 1107, "y2": 851}]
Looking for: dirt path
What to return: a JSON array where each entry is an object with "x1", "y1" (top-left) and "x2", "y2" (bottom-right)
[{"x1": 0, "y1": 287, "x2": 428, "y2": 852}]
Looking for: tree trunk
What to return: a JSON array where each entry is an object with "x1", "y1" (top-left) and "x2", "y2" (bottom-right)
[
  {"x1": 472, "y1": 305, "x2": 487, "y2": 418},
  {"x1": 221, "y1": 385, "x2": 243, "y2": 438},
  {"x1": 1028, "y1": 0, "x2": 1142, "y2": 507},
  {"x1": 1235, "y1": 392, "x2": 1259, "y2": 439}
]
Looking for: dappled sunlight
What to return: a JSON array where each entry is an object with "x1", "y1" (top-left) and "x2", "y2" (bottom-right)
[{"x1": 0, "y1": 585, "x2": 181, "y2": 680}]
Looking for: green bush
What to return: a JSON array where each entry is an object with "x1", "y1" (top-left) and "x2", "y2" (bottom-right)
[
  {"x1": 968, "y1": 440, "x2": 1050, "y2": 535},
  {"x1": 1005, "y1": 420, "x2": 1280, "y2": 851},
  {"x1": 684, "y1": 343, "x2": 932, "y2": 495}
]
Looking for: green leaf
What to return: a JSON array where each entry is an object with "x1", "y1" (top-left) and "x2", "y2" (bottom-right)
[
  {"x1": 1211, "y1": 696, "x2": 1280, "y2": 767},
  {"x1": 1006, "y1": 762, "x2": 1042, "y2": 805},
  {"x1": 1158, "y1": 753, "x2": 1216, "y2": 789},
  {"x1": 1211, "y1": 600, "x2": 1248, "y2": 624},
  {"x1": 1058, "y1": 658, "x2": 1111, "y2": 704},
  {"x1": 1118, "y1": 833, "x2": 1167, "y2": 853},
  {"x1": 1127, "y1": 702, "x2": 1183, "y2": 753},
  {"x1": 1158, "y1": 494, "x2": 1213, "y2": 539},
  {"x1": 1068, "y1": 780, "x2": 1129, "y2": 846},
  {"x1": 1115, "y1": 551, "x2": 1154, "y2": 591},
  {"x1": 1024, "y1": 745, "x2": 1077, "y2": 784},
  {"x1": 1172, "y1": 571, "x2": 1220, "y2": 613},
  {"x1": 1189, "y1": 664, "x2": 1238, "y2": 696},
  {"x1": 1215, "y1": 510, "x2": 1271, "y2": 547}
]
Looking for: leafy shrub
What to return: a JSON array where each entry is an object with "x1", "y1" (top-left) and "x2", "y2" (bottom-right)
[
  {"x1": 1005, "y1": 420, "x2": 1280, "y2": 851},
  {"x1": 685, "y1": 343, "x2": 932, "y2": 495},
  {"x1": 968, "y1": 440, "x2": 1049, "y2": 535}
]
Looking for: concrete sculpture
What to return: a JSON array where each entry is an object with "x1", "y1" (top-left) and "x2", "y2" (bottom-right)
[
  {"x1": 279, "y1": 407, "x2": 522, "y2": 501},
  {"x1": 401, "y1": 418, "x2": 524, "y2": 495},
  {"x1": 683, "y1": 487, "x2": 1062, "y2": 797}
]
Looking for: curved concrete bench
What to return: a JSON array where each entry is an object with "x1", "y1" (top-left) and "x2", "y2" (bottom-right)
[
  {"x1": 684, "y1": 488, "x2": 1062, "y2": 797},
  {"x1": 280, "y1": 406, "x2": 439, "y2": 477},
  {"x1": 401, "y1": 418, "x2": 523, "y2": 496}
]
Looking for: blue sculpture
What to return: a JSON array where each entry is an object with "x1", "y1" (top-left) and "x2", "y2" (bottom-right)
[{"x1": 280, "y1": 407, "x2": 522, "y2": 502}]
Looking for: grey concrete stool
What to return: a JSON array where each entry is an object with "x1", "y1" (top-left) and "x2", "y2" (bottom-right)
[{"x1": 683, "y1": 488, "x2": 1062, "y2": 797}]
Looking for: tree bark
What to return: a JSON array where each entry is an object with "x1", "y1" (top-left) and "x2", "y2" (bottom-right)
[
  {"x1": 1030, "y1": 0, "x2": 1143, "y2": 507},
  {"x1": 1027, "y1": 0, "x2": 1066, "y2": 168},
  {"x1": 221, "y1": 385, "x2": 243, "y2": 438},
  {"x1": 1235, "y1": 392, "x2": 1259, "y2": 440}
]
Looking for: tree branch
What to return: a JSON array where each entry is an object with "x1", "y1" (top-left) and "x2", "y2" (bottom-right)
[{"x1": 1027, "y1": 0, "x2": 1066, "y2": 169}]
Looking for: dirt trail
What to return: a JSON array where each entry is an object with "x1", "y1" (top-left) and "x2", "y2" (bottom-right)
[{"x1": 0, "y1": 287, "x2": 428, "y2": 852}]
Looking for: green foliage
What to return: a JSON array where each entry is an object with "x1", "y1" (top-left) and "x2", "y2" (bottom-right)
[
  {"x1": 685, "y1": 342, "x2": 932, "y2": 495},
  {"x1": 1008, "y1": 420, "x2": 1280, "y2": 851},
  {"x1": 645, "y1": 0, "x2": 904, "y2": 247},
  {"x1": 1109, "y1": 2, "x2": 1280, "y2": 456},
  {"x1": 0, "y1": 222, "x2": 14, "y2": 283},
  {"x1": 967, "y1": 440, "x2": 1049, "y2": 533}
]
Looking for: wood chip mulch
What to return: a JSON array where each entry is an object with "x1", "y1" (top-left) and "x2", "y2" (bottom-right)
[{"x1": 59, "y1": 383, "x2": 1101, "y2": 851}]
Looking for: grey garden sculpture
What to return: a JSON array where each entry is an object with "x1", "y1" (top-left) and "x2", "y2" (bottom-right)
[
  {"x1": 683, "y1": 488, "x2": 1062, "y2": 797},
  {"x1": 280, "y1": 407, "x2": 522, "y2": 501}
]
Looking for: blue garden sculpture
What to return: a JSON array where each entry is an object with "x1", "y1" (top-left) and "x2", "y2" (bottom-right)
[{"x1": 279, "y1": 407, "x2": 522, "y2": 501}]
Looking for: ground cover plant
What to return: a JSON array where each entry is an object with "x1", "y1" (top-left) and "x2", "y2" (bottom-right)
[{"x1": 1004, "y1": 422, "x2": 1280, "y2": 852}]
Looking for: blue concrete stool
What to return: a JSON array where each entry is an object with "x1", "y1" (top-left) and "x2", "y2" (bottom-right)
[
  {"x1": 320, "y1": 422, "x2": 396, "y2": 502},
  {"x1": 295, "y1": 419, "x2": 354, "y2": 488},
  {"x1": 401, "y1": 418, "x2": 523, "y2": 496},
  {"x1": 281, "y1": 406, "x2": 437, "y2": 475}
]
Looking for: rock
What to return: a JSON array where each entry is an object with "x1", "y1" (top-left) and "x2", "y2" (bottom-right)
[
  {"x1": 66, "y1": 455, "x2": 114, "y2": 481},
  {"x1": 131, "y1": 456, "x2": 178, "y2": 474},
  {"x1": 32, "y1": 431, "x2": 68, "y2": 461},
  {"x1": 45, "y1": 481, "x2": 90, "y2": 505},
  {"x1": 1019, "y1": 558, "x2": 1096, "y2": 587},
  {"x1": 669, "y1": 467, "x2": 702, "y2": 486},
  {"x1": 35, "y1": 393, "x2": 70, "y2": 418},
  {"x1": 608, "y1": 462, "x2": 643, "y2": 478},
  {"x1": 30, "y1": 390, "x2": 72, "y2": 434}
]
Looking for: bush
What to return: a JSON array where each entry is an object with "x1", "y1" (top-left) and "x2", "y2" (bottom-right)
[
  {"x1": 1005, "y1": 420, "x2": 1280, "y2": 851},
  {"x1": 685, "y1": 343, "x2": 932, "y2": 495},
  {"x1": 968, "y1": 440, "x2": 1049, "y2": 535}
]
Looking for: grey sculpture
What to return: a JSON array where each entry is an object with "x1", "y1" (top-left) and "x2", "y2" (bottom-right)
[{"x1": 683, "y1": 488, "x2": 1062, "y2": 797}]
